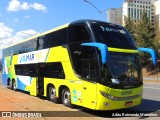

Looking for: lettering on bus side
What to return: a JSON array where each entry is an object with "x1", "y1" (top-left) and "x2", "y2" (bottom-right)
[{"x1": 20, "y1": 54, "x2": 34, "y2": 63}]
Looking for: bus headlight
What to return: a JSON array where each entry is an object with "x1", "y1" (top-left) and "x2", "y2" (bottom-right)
[{"x1": 100, "y1": 90, "x2": 118, "y2": 101}]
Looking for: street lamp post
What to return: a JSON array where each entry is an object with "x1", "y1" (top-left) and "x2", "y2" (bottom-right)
[
  {"x1": 83, "y1": 0, "x2": 102, "y2": 14},
  {"x1": 83, "y1": 0, "x2": 108, "y2": 20},
  {"x1": 20, "y1": 31, "x2": 34, "y2": 37}
]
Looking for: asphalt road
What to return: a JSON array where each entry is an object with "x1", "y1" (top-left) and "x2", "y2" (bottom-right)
[{"x1": 0, "y1": 74, "x2": 160, "y2": 120}]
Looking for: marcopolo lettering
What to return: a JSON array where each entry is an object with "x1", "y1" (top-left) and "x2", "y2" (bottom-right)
[
  {"x1": 121, "y1": 91, "x2": 132, "y2": 96},
  {"x1": 20, "y1": 54, "x2": 34, "y2": 63}
]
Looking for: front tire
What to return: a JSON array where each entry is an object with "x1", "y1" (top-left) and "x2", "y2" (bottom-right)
[{"x1": 62, "y1": 88, "x2": 72, "y2": 107}]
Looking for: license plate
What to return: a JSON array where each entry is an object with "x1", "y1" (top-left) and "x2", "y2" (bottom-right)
[{"x1": 125, "y1": 101, "x2": 133, "y2": 106}]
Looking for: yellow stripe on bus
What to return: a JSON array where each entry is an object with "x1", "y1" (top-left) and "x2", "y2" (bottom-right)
[{"x1": 108, "y1": 47, "x2": 139, "y2": 53}]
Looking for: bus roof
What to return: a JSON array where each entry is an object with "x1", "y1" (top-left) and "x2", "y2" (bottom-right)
[{"x1": 3, "y1": 23, "x2": 69, "y2": 49}]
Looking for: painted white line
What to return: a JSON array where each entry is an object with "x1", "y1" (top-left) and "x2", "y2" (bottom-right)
[{"x1": 144, "y1": 87, "x2": 160, "y2": 90}]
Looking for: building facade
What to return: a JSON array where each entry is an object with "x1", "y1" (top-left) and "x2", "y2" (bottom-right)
[
  {"x1": 122, "y1": 0, "x2": 155, "y2": 25},
  {"x1": 106, "y1": 8, "x2": 122, "y2": 25},
  {"x1": 154, "y1": 0, "x2": 160, "y2": 32}
]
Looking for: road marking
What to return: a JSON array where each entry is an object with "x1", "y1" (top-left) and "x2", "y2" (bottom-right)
[{"x1": 144, "y1": 87, "x2": 160, "y2": 90}]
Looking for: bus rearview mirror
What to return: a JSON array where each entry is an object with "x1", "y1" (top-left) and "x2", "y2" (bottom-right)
[{"x1": 138, "y1": 47, "x2": 157, "y2": 65}]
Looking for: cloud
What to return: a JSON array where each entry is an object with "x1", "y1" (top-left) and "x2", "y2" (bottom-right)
[
  {"x1": 0, "y1": 23, "x2": 38, "y2": 49},
  {"x1": 14, "y1": 18, "x2": 19, "y2": 23},
  {"x1": 31, "y1": 3, "x2": 47, "y2": 12},
  {"x1": 7, "y1": 0, "x2": 47, "y2": 12},
  {"x1": 0, "y1": 23, "x2": 13, "y2": 39},
  {"x1": 24, "y1": 15, "x2": 30, "y2": 19}
]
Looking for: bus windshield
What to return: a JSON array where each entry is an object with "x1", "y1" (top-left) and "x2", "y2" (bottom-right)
[
  {"x1": 91, "y1": 22, "x2": 137, "y2": 49},
  {"x1": 101, "y1": 53, "x2": 143, "y2": 89}
]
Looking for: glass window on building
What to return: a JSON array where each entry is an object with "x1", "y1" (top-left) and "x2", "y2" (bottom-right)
[
  {"x1": 137, "y1": 9, "x2": 139, "y2": 19},
  {"x1": 131, "y1": 8, "x2": 133, "y2": 19},
  {"x1": 128, "y1": 8, "x2": 130, "y2": 17},
  {"x1": 140, "y1": 9, "x2": 142, "y2": 17},
  {"x1": 134, "y1": 8, "x2": 136, "y2": 19}
]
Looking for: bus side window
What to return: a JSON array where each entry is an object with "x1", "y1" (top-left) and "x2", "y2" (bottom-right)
[
  {"x1": 15, "y1": 64, "x2": 37, "y2": 77},
  {"x1": 73, "y1": 60, "x2": 98, "y2": 82},
  {"x1": 41, "y1": 62, "x2": 65, "y2": 79},
  {"x1": 38, "y1": 36, "x2": 45, "y2": 50}
]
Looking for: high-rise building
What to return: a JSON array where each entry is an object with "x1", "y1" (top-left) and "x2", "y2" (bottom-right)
[
  {"x1": 154, "y1": 0, "x2": 160, "y2": 32},
  {"x1": 122, "y1": 0, "x2": 155, "y2": 26},
  {"x1": 106, "y1": 8, "x2": 122, "y2": 25}
]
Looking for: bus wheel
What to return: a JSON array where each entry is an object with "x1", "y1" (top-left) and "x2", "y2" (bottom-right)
[
  {"x1": 9, "y1": 79, "x2": 13, "y2": 90},
  {"x1": 62, "y1": 88, "x2": 72, "y2": 107},
  {"x1": 48, "y1": 86, "x2": 59, "y2": 103},
  {"x1": 12, "y1": 80, "x2": 16, "y2": 91}
]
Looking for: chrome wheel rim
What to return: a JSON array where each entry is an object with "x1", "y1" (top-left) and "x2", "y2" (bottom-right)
[
  {"x1": 63, "y1": 91, "x2": 70, "y2": 104},
  {"x1": 13, "y1": 82, "x2": 16, "y2": 90},
  {"x1": 50, "y1": 88, "x2": 56, "y2": 99}
]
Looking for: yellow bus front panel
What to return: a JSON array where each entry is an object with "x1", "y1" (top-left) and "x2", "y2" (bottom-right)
[{"x1": 96, "y1": 83, "x2": 143, "y2": 110}]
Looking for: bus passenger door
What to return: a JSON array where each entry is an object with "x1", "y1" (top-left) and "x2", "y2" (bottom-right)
[
  {"x1": 30, "y1": 77, "x2": 37, "y2": 96},
  {"x1": 82, "y1": 61, "x2": 97, "y2": 109},
  {"x1": 37, "y1": 64, "x2": 45, "y2": 95}
]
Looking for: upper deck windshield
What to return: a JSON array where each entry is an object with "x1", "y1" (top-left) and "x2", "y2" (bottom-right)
[{"x1": 91, "y1": 22, "x2": 137, "y2": 49}]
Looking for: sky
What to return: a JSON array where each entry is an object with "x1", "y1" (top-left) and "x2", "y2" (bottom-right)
[{"x1": 0, "y1": 0, "x2": 124, "y2": 58}]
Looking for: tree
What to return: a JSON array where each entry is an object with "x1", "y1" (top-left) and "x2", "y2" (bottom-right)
[
  {"x1": 124, "y1": 16, "x2": 136, "y2": 41},
  {"x1": 135, "y1": 12, "x2": 155, "y2": 48},
  {"x1": 135, "y1": 12, "x2": 156, "y2": 65}
]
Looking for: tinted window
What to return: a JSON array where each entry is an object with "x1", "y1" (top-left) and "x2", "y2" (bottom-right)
[
  {"x1": 3, "y1": 28, "x2": 67, "y2": 57},
  {"x1": 17, "y1": 39, "x2": 37, "y2": 54},
  {"x1": 15, "y1": 64, "x2": 37, "y2": 77},
  {"x1": 91, "y1": 23, "x2": 137, "y2": 49},
  {"x1": 3, "y1": 39, "x2": 37, "y2": 57},
  {"x1": 73, "y1": 60, "x2": 98, "y2": 81},
  {"x1": 37, "y1": 36, "x2": 44, "y2": 50},
  {"x1": 69, "y1": 43, "x2": 97, "y2": 60},
  {"x1": 39, "y1": 62, "x2": 65, "y2": 79},
  {"x1": 68, "y1": 25, "x2": 90, "y2": 43},
  {"x1": 38, "y1": 28, "x2": 67, "y2": 50}
]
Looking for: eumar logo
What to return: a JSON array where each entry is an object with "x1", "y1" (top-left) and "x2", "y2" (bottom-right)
[
  {"x1": 121, "y1": 91, "x2": 132, "y2": 96},
  {"x1": 20, "y1": 54, "x2": 34, "y2": 63}
]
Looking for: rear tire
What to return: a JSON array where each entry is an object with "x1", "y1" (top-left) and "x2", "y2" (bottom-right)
[
  {"x1": 9, "y1": 79, "x2": 13, "y2": 90},
  {"x1": 12, "y1": 80, "x2": 16, "y2": 91},
  {"x1": 62, "y1": 88, "x2": 72, "y2": 107},
  {"x1": 48, "y1": 86, "x2": 59, "y2": 103}
]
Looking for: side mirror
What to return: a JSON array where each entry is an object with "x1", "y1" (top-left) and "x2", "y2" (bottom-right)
[
  {"x1": 138, "y1": 47, "x2": 157, "y2": 65},
  {"x1": 81, "y1": 42, "x2": 108, "y2": 64}
]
